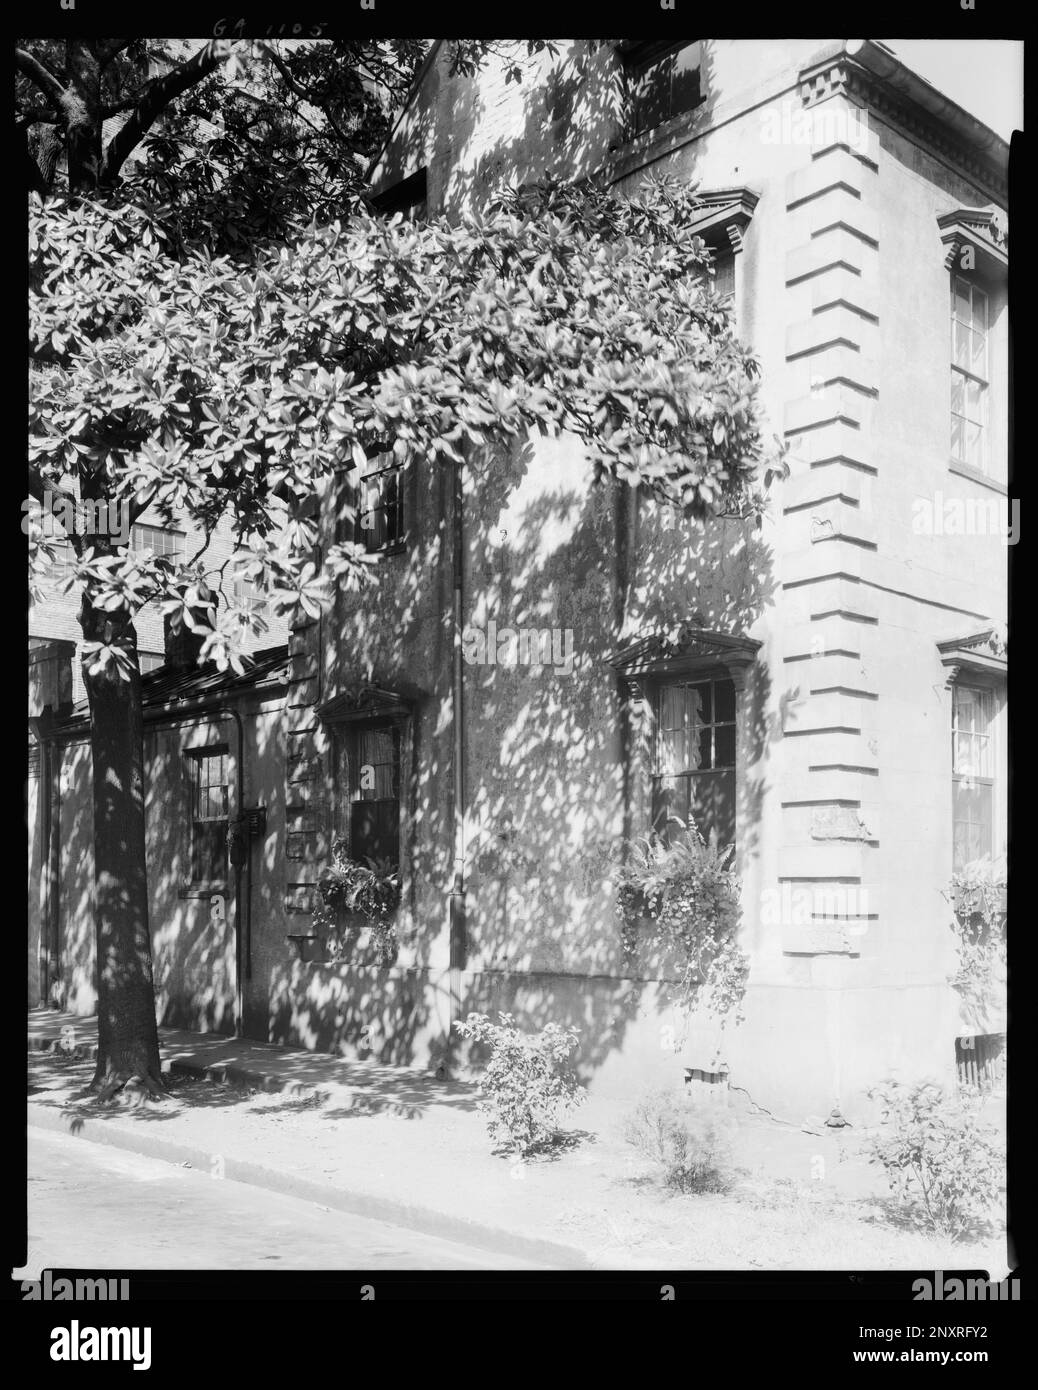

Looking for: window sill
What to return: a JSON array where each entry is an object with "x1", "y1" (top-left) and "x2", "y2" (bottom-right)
[
  {"x1": 948, "y1": 460, "x2": 1008, "y2": 495},
  {"x1": 179, "y1": 883, "x2": 229, "y2": 900}
]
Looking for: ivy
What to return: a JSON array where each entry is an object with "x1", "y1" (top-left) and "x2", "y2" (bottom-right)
[
  {"x1": 614, "y1": 823, "x2": 749, "y2": 1024},
  {"x1": 313, "y1": 838, "x2": 400, "y2": 967},
  {"x1": 947, "y1": 854, "x2": 1007, "y2": 1019}
]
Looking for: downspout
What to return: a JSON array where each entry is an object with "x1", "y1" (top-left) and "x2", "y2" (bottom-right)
[
  {"x1": 448, "y1": 452, "x2": 466, "y2": 1074},
  {"x1": 144, "y1": 696, "x2": 248, "y2": 1036},
  {"x1": 46, "y1": 734, "x2": 61, "y2": 1006},
  {"x1": 30, "y1": 717, "x2": 60, "y2": 1006}
]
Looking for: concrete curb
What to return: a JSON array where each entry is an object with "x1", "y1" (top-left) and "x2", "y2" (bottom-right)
[{"x1": 27, "y1": 1102, "x2": 592, "y2": 1270}]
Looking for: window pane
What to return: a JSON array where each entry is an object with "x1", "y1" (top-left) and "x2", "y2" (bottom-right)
[
  {"x1": 191, "y1": 822, "x2": 227, "y2": 882},
  {"x1": 965, "y1": 421, "x2": 983, "y2": 468},
  {"x1": 670, "y1": 41, "x2": 702, "y2": 114},
  {"x1": 950, "y1": 370, "x2": 965, "y2": 416},
  {"x1": 652, "y1": 777, "x2": 689, "y2": 837},
  {"x1": 953, "y1": 319, "x2": 971, "y2": 367},
  {"x1": 629, "y1": 40, "x2": 703, "y2": 135},
  {"x1": 632, "y1": 55, "x2": 673, "y2": 132},
  {"x1": 971, "y1": 286, "x2": 988, "y2": 334},
  {"x1": 953, "y1": 278, "x2": 971, "y2": 323},
  {"x1": 965, "y1": 377, "x2": 984, "y2": 422},
  {"x1": 970, "y1": 328, "x2": 987, "y2": 377},
  {"x1": 715, "y1": 723, "x2": 736, "y2": 769},
  {"x1": 714, "y1": 678, "x2": 736, "y2": 723},
  {"x1": 696, "y1": 724, "x2": 712, "y2": 772},
  {"x1": 713, "y1": 252, "x2": 735, "y2": 302},
  {"x1": 338, "y1": 725, "x2": 401, "y2": 866},
  {"x1": 950, "y1": 413, "x2": 964, "y2": 460},
  {"x1": 659, "y1": 686, "x2": 687, "y2": 774},
  {"x1": 350, "y1": 799, "x2": 399, "y2": 866},
  {"x1": 953, "y1": 781, "x2": 992, "y2": 869},
  {"x1": 688, "y1": 770, "x2": 735, "y2": 850}
]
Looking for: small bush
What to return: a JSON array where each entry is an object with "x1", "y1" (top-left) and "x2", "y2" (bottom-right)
[
  {"x1": 623, "y1": 1086, "x2": 736, "y2": 1194},
  {"x1": 454, "y1": 1012, "x2": 585, "y2": 1156},
  {"x1": 864, "y1": 1080, "x2": 1004, "y2": 1240}
]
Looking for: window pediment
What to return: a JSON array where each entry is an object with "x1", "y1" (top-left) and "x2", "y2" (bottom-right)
[
  {"x1": 317, "y1": 682, "x2": 420, "y2": 726},
  {"x1": 608, "y1": 625, "x2": 761, "y2": 684},
  {"x1": 688, "y1": 187, "x2": 760, "y2": 255},
  {"x1": 937, "y1": 627, "x2": 1007, "y2": 687},
  {"x1": 938, "y1": 206, "x2": 1008, "y2": 276}
]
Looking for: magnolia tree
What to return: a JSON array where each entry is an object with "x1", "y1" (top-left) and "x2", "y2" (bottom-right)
[{"x1": 28, "y1": 174, "x2": 785, "y2": 1098}]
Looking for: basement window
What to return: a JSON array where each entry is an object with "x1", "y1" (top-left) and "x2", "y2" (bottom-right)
[
  {"x1": 370, "y1": 167, "x2": 428, "y2": 221},
  {"x1": 955, "y1": 1032, "x2": 1006, "y2": 1092}
]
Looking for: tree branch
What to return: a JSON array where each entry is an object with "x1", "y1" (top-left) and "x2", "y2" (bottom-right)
[
  {"x1": 100, "y1": 92, "x2": 148, "y2": 119},
  {"x1": 257, "y1": 42, "x2": 354, "y2": 150},
  {"x1": 99, "y1": 39, "x2": 230, "y2": 184},
  {"x1": 16, "y1": 49, "x2": 69, "y2": 109},
  {"x1": 93, "y1": 38, "x2": 135, "y2": 69}
]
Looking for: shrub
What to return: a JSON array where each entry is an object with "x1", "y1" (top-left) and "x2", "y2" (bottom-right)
[
  {"x1": 614, "y1": 823, "x2": 749, "y2": 1022},
  {"x1": 454, "y1": 1012, "x2": 585, "y2": 1156},
  {"x1": 623, "y1": 1086, "x2": 736, "y2": 1194},
  {"x1": 864, "y1": 1080, "x2": 1004, "y2": 1240},
  {"x1": 313, "y1": 837, "x2": 400, "y2": 966}
]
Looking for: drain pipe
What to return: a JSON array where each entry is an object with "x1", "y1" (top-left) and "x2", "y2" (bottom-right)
[
  {"x1": 144, "y1": 697, "x2": 248, "y2": 1036},
  {"x1": 30, "y1": 716, "x2": 61, "y2": 1006},
  {"x1": 448, "y1": 452, "x2": 467, "y2": 1074}
]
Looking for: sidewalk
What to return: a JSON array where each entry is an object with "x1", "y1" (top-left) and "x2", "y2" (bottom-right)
[
  {"x1": 28, "y1": 1008, "x2": 477, "y2": 1113},
  {"x1": 28, "y1": 1008, "x2": 597, "y2": 1267},
  {"x1": 26, "y1": 1008, "x2": 1009, "y2": 1274}
]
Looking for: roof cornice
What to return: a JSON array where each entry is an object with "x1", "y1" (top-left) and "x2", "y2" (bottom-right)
[{"x1": 799, "y1": 40, "x2": 1009, "y2": 203}]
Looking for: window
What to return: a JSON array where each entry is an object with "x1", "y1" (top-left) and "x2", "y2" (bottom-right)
[
  {"x1": 188, "y1": 748, "x2": 229, "y2": 883},
  {"x1": 231, "y1": 575, "x2": 267, "y2": 616},
  {"x1": 357, "y1": 459, "x2": 405, "y2": 554},
  {"x1": 335, "y1": 723, "x2": 401, "y2": 868},
  {"x1": 132, "y1": 524, "x2": 184, "y2": 560},
  {"x1": 952, "y1": 684, "x2": 996, "y2": 869},
  {"x1": 139, "y1": 651, "x2": 164, "y2": 674},
  {"x1": 622, "y1": 40, "x2": 705, "y2": 137},
  {"x1": 370, "y1": 167, "x2": 427, "y2": 221},
  {"x1": 47, "y1": 539, "x2": 77, "y2": 582},
  {"x1": 653, "y1": 675, "x2": 736, "y2": 847},
  {"x1": 694, "y1": 248, "x2": 735, "y2": 316},
  {"x1": 711, "y1": 250, "x2": 735, "y2": 303},
  {"x1": 950, "y1": 275, "x2": 989, "y2": 473}
]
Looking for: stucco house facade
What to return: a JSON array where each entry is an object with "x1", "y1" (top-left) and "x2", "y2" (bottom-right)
[{"x1": 29, "y1": 39, "x2": 1009, "y2": 1118}]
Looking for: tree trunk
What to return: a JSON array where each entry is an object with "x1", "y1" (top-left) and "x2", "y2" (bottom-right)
[
  {"x1": 65, "y1": 41, "x2": 103, "y2": 194},
  {"x1": 80, "y1": 597, "x2": 165, "y2": 1099}
]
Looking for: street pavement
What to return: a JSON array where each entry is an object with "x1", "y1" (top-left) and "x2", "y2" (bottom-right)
[{"x1": 22, "y1": 1129, "x2": 546, "y2": 1272}]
